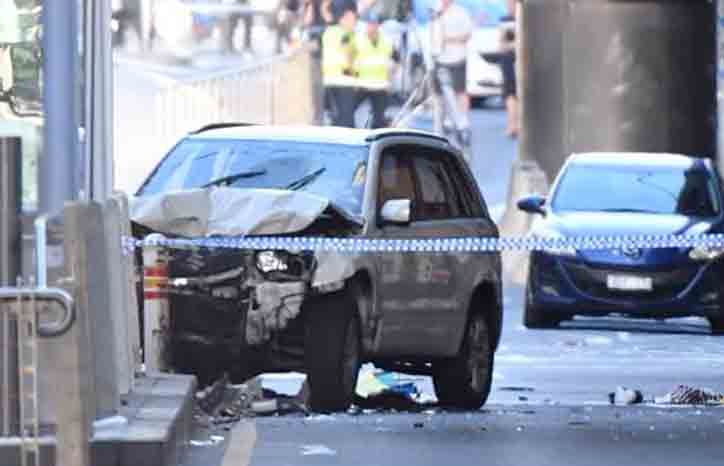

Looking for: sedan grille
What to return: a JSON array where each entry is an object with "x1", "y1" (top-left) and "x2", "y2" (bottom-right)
[{"x1": 561, "y1": 261, "x2": 700, "y2": 302}]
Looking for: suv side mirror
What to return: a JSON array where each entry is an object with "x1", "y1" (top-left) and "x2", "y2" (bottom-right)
[
  {"x1": 380, "y1": 199, "x2": 411, "y2": 225},
  {"x1": 517, "y1": 195, "x2": 547, "y2": 216}
]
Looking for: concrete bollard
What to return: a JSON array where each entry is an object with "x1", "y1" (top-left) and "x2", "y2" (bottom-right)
[
  {"x1": 142, "y1": 237, "x2": 170, "y2": 373},
  {"x1": 498, "y1": 159, "x2": 550, "y2": 286}
]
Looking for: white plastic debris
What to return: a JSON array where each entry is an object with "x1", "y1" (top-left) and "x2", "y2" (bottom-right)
[
  {"x1": 251, "y1": 399, "x2": 278, "y2": 414},
  {"x1": 93, "y1": 415, "x2": 128, "y2": 431},
  {"x1": 190, "y1": 436, "x2": 224, "y2": 447},
  {"x1": 301, "y1": 444, "x2": 337, "y2": 456},
  {"x1": 609, "y1": 387, "x2": 643, "y2": 405},
  {"x1": 584, "y1": 336, "x2": 612, "y2": 346}
]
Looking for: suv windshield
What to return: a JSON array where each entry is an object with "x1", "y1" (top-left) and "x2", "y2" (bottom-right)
[
  {"x1": 139, "y1": 139, "x2": 369, "y2": 215},
  {"x1": 552, "y1": 164, "x2": 721, "y2": 217}
]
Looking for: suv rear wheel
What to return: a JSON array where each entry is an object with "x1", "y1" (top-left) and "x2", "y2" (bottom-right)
[
  {"x1": 433, "y1": 313, "x2": 493, "y2": 410},
  {"x1": 304, "y1": 288, "x2": 361, "y2": 412}
]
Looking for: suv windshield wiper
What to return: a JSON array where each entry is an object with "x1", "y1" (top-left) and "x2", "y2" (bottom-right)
[
  {"x1": 201, "y1": 170, "x2": 267, "y2": 188},
  {"x1": 598, "y1": 208, "x2": 658, "y2": 214},
  {"x1": 285, "y1": 167, "x2": 326, "y2": 191}
]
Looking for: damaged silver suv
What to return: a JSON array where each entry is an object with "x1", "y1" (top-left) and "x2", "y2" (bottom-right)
[{"x1": 132, "y1": 124, "x2": 503, "y2": 412}]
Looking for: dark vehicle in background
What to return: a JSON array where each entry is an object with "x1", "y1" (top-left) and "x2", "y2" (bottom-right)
[
  {"x1": 518, "y1": 153, "x2": 724, "y2": 333},
  {"x1": 132, "y1": 125, "x2": 503, "y2": 412}
]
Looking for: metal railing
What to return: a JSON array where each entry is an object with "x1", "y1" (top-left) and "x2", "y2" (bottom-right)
[
  {"x1": 152, "y1": 46, "x2": 317, "y2": 152},
  {"x1": 0, "y1": 284, "x2": 74, "y2": 466},
  {"x1": 0, "y1": 217, "x2": 75, "y2": 466}
]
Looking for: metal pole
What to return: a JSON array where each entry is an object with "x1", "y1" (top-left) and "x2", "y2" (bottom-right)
[
  {"x1": 0, "y1": 137, "x2": 21, "y2": 436},
  {"x1": 85, "y1": 0, "x2": 114, "y2": 202},
  {"x1": 40, "y1": 0, "x2": 80, "y2": 216}
]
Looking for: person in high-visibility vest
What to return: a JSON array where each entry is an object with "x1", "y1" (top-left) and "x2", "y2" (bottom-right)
[
  {"x1": 321, "y1": 4, "x2": 359, "y2": 127},
  {"x1": 354, "y1": 13, "x2": 398, "y2": 129}
]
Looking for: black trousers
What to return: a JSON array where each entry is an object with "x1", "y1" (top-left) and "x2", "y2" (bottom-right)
[
  {"x1": 356, "y1": 89, "x2": 389, "y2": 129},
  {"x1": 326, "y1": 86, "x2": 359, "y2": 128}
]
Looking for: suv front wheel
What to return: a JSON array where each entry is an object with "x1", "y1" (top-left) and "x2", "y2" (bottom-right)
[
  {"x1": 433, "y1": 313, "x2": 493, "y2": 410},
  {"x1": 304, "y1": 288, "x2": 361, "y2": 412}
]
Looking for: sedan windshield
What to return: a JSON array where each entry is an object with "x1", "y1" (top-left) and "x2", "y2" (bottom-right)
[
  {"x1": 551, "y1": 164, "x2": 721, "y2": 217},
  {"x1": 139, "y1": 139, "x2": 369, "y2": 215}
]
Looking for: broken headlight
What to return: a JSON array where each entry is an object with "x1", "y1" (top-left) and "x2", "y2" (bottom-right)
[
  {"x1": 256, "y1": 251, "x2": 289, "y2": 273},
  {"x1": 689, "y1": 246, "x2": 724, "y2": 261}
]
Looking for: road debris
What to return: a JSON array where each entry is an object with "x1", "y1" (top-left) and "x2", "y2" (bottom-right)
[
  {"x1": 608, "y1": 387, "x2": 644, "y2": 405},
  {"x1": 190, "y1": 435, "x2": 224, "y2": 447},
  {"x1": 499, "y1": 386, "x2": 535, "y2": 392},
  {"x1": 301, "y1": 445, "x2": 337, "y2": 456},
  {"x1": 655, "y1": 385, "x2": 724, "y2": 405}
]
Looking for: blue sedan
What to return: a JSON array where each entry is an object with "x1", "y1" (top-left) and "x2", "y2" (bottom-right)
[{"x1": 517, "y1": 153, "x2": 724, "y2": 333}]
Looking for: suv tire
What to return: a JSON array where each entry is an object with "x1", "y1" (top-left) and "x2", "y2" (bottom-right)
[
  {"x1": 304, "y1": 288, "x2": 361, "y2": 412},
  {"x1": 433, "y1": 313, "x2": 493, "y2": 410}
]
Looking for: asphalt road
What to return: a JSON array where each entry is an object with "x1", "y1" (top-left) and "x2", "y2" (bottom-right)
[
  {"x1": 183, "y1": 283, "x2": 724, "y2": 466},
  {"x1": 177, "y1": 107, "x2": 724, "y2": 466}
]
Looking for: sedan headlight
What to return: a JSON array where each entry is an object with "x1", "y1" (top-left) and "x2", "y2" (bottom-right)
[
  {"x1": 256, "y1": 251, "x2": 289, "y2": 273},
  {"x1": 689, "y1": 246, "x2": 724, "y2": 261}
]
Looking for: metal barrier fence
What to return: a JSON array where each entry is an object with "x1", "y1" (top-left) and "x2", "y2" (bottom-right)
[
  {"x1": 0, "y1": 284, "x2": 74, "y2": 466},
  {"x1": 152, "y1": 46, "x2": 318, "y2": 152}
]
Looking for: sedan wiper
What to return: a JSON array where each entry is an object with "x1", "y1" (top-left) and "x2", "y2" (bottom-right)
[
  {"x1": 285, "y1": 167, "x2": 326, "y2": 191},
  {"x1": 201, "y1": 170, "x2": 267, "y2": 188},
  {"x1": 598, "y1": 208, "x2": 658, "y2": 214}
]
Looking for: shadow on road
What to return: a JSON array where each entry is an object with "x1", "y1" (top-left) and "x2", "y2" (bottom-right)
[{"x1": 560, "y1": 316, "x2": 712, "y2": 336}]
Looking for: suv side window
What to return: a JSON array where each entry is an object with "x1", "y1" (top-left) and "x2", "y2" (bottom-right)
[
  {"x1": 443, "y1": 155, "x2": 484, "y2": 218},
  {"x1": 411, "y1": 156, "x2": 456, "y2": 220},
  {"x1": 378, "y1": 151, "x2": 416, "y2": 211}
]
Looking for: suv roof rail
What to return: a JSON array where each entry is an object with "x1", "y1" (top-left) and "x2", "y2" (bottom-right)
[
  {"x1": 190, "y1": 122, "x2": 257, "y2": 134},
  {"x1": 364, "y1": 129, "x2": 449, "y2": 144}
]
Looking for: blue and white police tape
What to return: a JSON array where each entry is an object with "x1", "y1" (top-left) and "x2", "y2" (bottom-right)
[{"x1": 122, "y1": 233, "x2": 724, "y2": 255}]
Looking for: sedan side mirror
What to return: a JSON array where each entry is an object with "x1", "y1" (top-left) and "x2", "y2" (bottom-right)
[
  {"x1": 517, "y1": 195, "x2": 547, "y2": 216},
  {"x1": 380, "y1": 199, "x2": 411, "y2": 225}
]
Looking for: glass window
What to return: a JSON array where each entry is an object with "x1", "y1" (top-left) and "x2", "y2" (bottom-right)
[
  {"x1": 411, "y1": 156, "x2": 452, "y2": 221},
  {"x1": 139, "y1": 139, "x2": 369, "y2": 215},
  {"x1": 438, "y1": 155, "x2": 471, "y2": 218},
  {"x1": 552, "y1": 163, "x2": 720, "y2": 218},
  {"x1": 378, "y1": 153, "x2": 416, "y2": 208}
]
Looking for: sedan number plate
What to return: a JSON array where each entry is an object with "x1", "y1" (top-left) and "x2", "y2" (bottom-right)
[{"x1": 606, "y1": 274, "x2": 652, "y2": 292}]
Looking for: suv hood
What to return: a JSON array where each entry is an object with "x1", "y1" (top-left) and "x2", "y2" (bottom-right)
[{"x1": 130, "y1": 187, "x2": 334, "y2": 237}]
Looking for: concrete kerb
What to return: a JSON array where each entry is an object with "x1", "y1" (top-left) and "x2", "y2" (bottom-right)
[{"x1": 497, "y1": 158, "x2": 550, "y2": 286}]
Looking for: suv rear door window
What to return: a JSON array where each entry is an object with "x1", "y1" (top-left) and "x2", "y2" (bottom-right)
[
  {"x1": 442, "y1": 155, "x2": 483, "y2": 218},
  {"x1": 411, "y1": 156, "x2": 455, "y2": 220},
  {"x1": 379, "y1": 153, "x2": 416, "y2": 209}
]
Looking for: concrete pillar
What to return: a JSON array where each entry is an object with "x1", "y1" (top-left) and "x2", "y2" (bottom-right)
[{"x1": 519, "y1": 0, "x2": 716, "y2": 182}]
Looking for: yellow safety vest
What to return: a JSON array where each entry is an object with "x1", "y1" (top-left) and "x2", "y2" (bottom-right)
[
  {"x1": 322, "y1": 26, "x2": 358, "y2": 87},
  {"x1": 355, "y1": 34, "x2": 393, "y2": 90}
]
